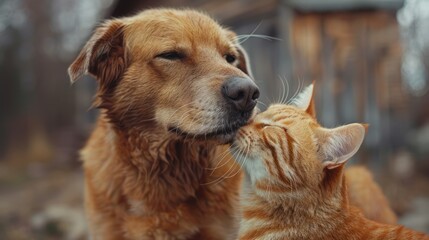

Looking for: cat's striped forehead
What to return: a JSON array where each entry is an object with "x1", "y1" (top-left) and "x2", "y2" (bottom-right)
[{"x1": 255, "y1": 104, "x2": 317, "y2": 126}]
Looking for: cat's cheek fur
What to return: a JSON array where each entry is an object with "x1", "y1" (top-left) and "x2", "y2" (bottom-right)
[{"x1": 242, "y1": 156, "x2": 268, "y2": 186}]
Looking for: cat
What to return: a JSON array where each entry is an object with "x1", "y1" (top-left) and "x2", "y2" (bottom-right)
[{"x1": 231, "y1": 84, "x2": 428, "y2": 240}]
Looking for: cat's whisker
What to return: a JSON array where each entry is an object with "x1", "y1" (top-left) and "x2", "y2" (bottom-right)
[
  {"x1": 274, "y1": 75, "x2": 282, "y2": 104},
  {"x1": 280, "y1": 75, "x2": 291, "y2": 104},
  {"x1": 206, "y1": 148, "x2": 230, "y2": 171},
  {"x1": 257, "y1": 100, "x2": 267, "y2": 108},
  {"x1": 207, "y1": 147, "x2": 234, "y2": 173},
  {"x1": 238, "y1": 140, "x2": 251, "y2": 174},
  {"x1": 264, "y1": 95, "x2": 273, "y2": 106},
  {"x1": 225, "y1": 143, "x2": 249, "y2": 180},
  {"x1": 202, "y1": 147, "x2": 242, "y2": 185},
  {"x1": 284, "y1": 76, "x2": 291, "y2": 104},
  {"x1": 288, "y1": 78, "x2": 303, "y2": 105},
  {"x1": 278, "y1": 75, "x2": 288, "y2": 104},
  {"x1": 223, "y1": 147, "x2": 244, "y2": 179}
]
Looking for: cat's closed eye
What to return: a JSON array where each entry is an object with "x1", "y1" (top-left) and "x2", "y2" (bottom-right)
[
  {"x1": 262, "y1": 125, "x2": 284, "y2": 131},
  {"x1": 255, "y1": 123, "x2": 270, "y2": 129},
  {"x1": 255, "y1": 122, "x2": 284, "y2": 130}
]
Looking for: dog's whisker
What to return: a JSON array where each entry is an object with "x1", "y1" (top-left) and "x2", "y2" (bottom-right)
[
  {"x1": 235, "y1": 21, "x2": 262, "y2": 45},
  {"x1": 168, "y1": 105, "x2": 200, "y2": 135},
  {"x1": 186, "y1": 114, "x2": 209, "y2": 142},
  {"x1": 172, "y1": 107, "x2": 197, "y2": 134},
  {"x1": 165, "y1": 101, "x2": 200, "y2": 126},
  {"x1": 236, "y1": 34, "x2": 282, "y2": 42}
]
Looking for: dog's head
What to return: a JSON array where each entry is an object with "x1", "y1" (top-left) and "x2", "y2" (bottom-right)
[{"x1": 69, "y1": 9, "x2": 259, "y2": 143}]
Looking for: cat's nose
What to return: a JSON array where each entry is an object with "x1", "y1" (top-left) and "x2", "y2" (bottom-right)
[{"x1": 221, "y1": 77, "x2": 260, "y2": 112}]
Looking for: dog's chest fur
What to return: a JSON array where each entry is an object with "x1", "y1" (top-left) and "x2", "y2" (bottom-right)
[{"x1": 81, "y1": 117, "x2": 241, "y2": 239}]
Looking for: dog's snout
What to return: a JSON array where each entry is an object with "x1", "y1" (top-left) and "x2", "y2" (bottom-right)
[{"x1": 221, "y1": 77, "x2": 260, "y2": 112}]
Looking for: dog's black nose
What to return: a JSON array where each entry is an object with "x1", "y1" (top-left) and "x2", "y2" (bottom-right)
[{"x1": 221, "y1": 77, "x2": 260, "y2": 112}]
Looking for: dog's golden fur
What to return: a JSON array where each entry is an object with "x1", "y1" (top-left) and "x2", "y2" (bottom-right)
[{"x1": 69, "y1": 9, "x2": 256, "y2": 240}]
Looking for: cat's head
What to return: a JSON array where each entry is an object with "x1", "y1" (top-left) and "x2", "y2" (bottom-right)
[{"x1": 231, "y1": 84, "x2": 366, "y2": 200}]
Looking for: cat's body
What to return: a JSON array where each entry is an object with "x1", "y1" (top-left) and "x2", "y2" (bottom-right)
[
  {"x1": 345, "y1": 165, "x2": 397, "y2": 224},
  {"x1": 239, "y1": 169, "x2": 422, "y2": 240},
  {"x1": 232, "y1": 85, "x2": 428, "y2": 240}
]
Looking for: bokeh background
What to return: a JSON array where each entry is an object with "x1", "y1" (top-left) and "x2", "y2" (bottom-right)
[{"x1": 1, "y1": 0, "x2": 429, "y2": 239}]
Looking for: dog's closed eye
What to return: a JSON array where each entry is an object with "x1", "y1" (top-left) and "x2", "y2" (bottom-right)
[{"x1": 156, "y1": 51, "x2": 185, "y2": 60}]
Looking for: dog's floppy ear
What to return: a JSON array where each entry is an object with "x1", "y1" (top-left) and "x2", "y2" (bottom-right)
[
  {"x1": 236, "y1": 44, "x2": 254, "y2": 79},
  {"x1": 68, "y1": 20, "x2": 127, "y2": 88}
]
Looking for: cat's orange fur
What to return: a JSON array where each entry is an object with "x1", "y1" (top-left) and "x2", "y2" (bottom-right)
[
  {"x1": 346, "y1": 165, "x2": 397, "y2": 224},
  {"x1": 232, "y1": 84, "x2": 428, "y2": 240}
]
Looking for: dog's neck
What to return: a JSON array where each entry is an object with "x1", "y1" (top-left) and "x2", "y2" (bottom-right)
[{"x1": 109, "y1": 117, "x2": 219, "y2": 211}]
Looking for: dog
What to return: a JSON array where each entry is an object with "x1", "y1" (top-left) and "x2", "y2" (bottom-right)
[{"x1": 68, "y1": 8, "x2": 259, "y2": 240}]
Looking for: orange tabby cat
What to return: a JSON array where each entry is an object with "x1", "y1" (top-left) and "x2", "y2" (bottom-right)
[{"x1": 232, "y1": 84, "x2": 428, "y2": 240}]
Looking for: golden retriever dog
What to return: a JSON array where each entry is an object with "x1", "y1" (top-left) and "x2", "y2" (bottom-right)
[{"x1": 68, "y1": 8, "x2": 259, "y2": 240}]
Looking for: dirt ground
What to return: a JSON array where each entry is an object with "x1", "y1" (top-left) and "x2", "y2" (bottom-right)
[{"x1": 0, "y1": 166, "x2": 86, "y2": 240}]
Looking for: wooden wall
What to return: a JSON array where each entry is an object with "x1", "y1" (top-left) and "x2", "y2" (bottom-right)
[{"x1": 290, "y1": 11, "x2": 406, "y2": 163}]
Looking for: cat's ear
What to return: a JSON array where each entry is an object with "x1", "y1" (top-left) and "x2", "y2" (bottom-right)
[
  {"x1": 316, "y1": 123, "x2": 366, "y2": 169},
  {"x1": 292, "y1": 83, "x2": 316, "y2": 118}
]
